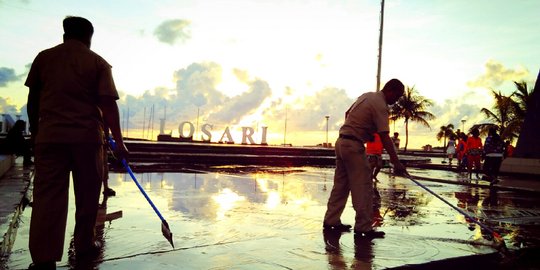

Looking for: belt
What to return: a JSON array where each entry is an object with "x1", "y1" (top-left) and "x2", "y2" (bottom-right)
[{"x1": 339, "y1": 134, "x2": 364, "y2": 144}]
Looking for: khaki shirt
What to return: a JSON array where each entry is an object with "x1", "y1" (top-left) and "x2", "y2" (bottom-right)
[
  {"x1": 25, "y1": 40, "x2": 119, "y2": 144},
  {"x1": 340, "y1": 91, "x2": 389, "y2": 142}
]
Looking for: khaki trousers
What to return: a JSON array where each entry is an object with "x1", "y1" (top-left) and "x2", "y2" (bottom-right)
[
  {"x1": 30, "y1": 143, "x2": 103, "y2": 262},
  {"x1": 324, "y1": 138, "x2": 373, "y2": 232}
]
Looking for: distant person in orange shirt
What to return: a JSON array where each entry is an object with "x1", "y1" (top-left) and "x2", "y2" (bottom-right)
[
  {"x1": 504, "y1": 141, "x2": 514, "y2": 158},
  {"x1": 466, "y1": 129, "x2": 483, "y2": 179},
  {"x1": 366, "y1": 133, "x2": 384, "y2": 228},
  {"x1": 366, "y1": 133, "x2": 383, "y2": 182}
]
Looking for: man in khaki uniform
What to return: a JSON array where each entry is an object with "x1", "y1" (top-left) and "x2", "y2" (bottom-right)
[
  {"x1": 323, "y1": 79, "x2": 406, "y2": 238},
  {"x1": 25, "y1": 16, "x2": 128, "y2": 269}
]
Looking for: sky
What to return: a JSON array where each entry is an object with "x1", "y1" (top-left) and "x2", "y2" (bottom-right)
[{"x1": 1, "y1": 0, "x2": 539, "y2": 148}]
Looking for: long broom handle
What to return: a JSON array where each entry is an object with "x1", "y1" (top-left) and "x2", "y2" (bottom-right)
[
  {"x1": 406, "y1": 174, "x2": 501, "y2": 238},
  {"x1": 108, "y1": 137, "x2": 166, "y2": 222}
]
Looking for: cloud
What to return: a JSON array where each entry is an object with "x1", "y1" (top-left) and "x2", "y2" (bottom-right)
[
  {"x1": 174, "y1": 62, "x2": 225, "y2": 107},
  {"x1": 392, "y1": 90, "x2": 492, "y2": 148},
  {"x1": 262, "y1": 87, "x2": 353, "y2": 131},
  {"x1": 428, "y1": 97, "x2": 485, "y2": 131},
  {"x1": 172, "y1": 63, "x2": 272, "y2": 125},
  {"x1": 115, "y1": 61, "x2": 273, "y2": 135},
  {"x1": 284, "y1": 86, "x2": 293, "y2": 96},
  {"x1": 112, "y1": 61, "x2": 357, "y2": 140},
  {"x1": 232, "y1": 68, "x2": 250, "y2": 83},
  {"x1": 0, "y1": 96, "x2": 19, "y2": 114},
  {"x1": 154, "y1": 19, "x2": 191, "y2": 45},
  {"x1": 114, "y1": 62, "x2": 226, "y2": 136},
  {"x1": 467, "y1": 59, "x2": 530, "y2": 88},
  {"x1": 0, "y1": 67, "x2": 19, "y2": 87},
  {"x1": 315, "y1": 53, "x2": 327, "y2": 67},
  {"x1": 209, "y1": 78, "x2": 272, "y2": 124}
]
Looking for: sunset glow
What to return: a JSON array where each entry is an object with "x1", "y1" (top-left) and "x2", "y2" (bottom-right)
[{"x1": 1, "y1": 0, "x2": 538, "y2": 148}]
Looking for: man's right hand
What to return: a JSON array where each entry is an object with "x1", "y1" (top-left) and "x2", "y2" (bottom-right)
[
  {"x1": 392, "y1": 161, "x2": 408, "y2": 176},
  {"x1": 107, "y1": 136, "x2": 129, "y2": 163},
  {"x1": 113, "y1": 142, "x2": 129, "y2": 163}
]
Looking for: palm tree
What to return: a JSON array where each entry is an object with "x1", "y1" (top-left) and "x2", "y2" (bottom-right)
[
  {"x1": 511, "y1": 81, "x2": 533, "y2": 132},
  {"x1": 478, "y1": 82, "x2": 534, "y2": 142},
  {"x1": 479, "y1": 90, "x2": 518, "y2": 141},
  {"x1": 436, "y1": 124, "x2": 455, "y2": 149},
  {"x1": 513, "y1": 81, "x2": 532, "y2": 110},
  {"x1": 390, "y1": 86, "x2": 436, "y2": 151}
]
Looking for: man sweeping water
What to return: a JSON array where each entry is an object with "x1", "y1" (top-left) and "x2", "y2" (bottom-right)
[{"x1": 323, "y1": 79, "x2": 407, "y2": 238}]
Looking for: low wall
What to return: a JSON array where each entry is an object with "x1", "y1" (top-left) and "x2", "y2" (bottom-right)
[
  {"x1": 500, "y1": 157, "x2": 540, "y2": 176},
  {"x1": 0, "y1": 155, "x2": 14, "y2": 178}
]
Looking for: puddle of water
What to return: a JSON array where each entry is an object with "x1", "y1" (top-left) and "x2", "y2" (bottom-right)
[{"x1": 5, "y1": 166, "x2": 540, "y2": 269}]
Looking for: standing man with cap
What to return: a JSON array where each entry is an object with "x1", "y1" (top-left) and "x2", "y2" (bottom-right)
[
  {"x1": 25, "y1": 16, "x2": 128, "y2": 269},
  {"x1": 323, "y1": 79, "x2": 407, "y2": 238}
]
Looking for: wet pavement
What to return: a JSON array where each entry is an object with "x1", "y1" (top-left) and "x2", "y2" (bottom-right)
[
  {"x1": 0, "y1": 160, "x2": 32, "y2": 258},
  {"x1": 2, "y1": 158, "x2": 540, "y2": 269}
]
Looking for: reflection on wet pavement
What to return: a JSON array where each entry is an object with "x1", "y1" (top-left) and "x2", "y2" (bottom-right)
[{"x1": 5, "y1": 166, "x2": 540, "y2": 269}]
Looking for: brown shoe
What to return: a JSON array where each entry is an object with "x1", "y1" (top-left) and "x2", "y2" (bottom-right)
[
  {"x1": 354, "y1": 229, "x2": 385, "y2": 239},
  {"x1": 323, "y1": 223, "x2": 352, "y2": 232}
]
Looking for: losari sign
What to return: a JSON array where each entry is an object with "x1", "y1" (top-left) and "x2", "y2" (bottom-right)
[{"x1": 161, "y1": 120, "x2": 268, "y2": 145}]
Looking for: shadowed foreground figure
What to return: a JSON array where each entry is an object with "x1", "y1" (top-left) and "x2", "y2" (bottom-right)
[
  {"x1": 1, "y1": 120, "x2": 33, "y2": 165},
  {"x1": 25, "y1": 16, "x2": 128, "y2": 269},
  {"x1": 323, "y1": 79, "x2": 407, "y2": 238}
]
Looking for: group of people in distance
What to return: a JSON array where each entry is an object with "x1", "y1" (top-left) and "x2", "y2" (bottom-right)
[{"x1": 449, "y1": 127, "x2": 514, "y2": 184}]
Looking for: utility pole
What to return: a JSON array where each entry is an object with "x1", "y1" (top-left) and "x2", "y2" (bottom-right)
[
  {"x1": 126, "y1": 107, "x2": 129, "y2": 138},
  {"x1": 284, "y1": 106, "x2": 288, "y2": 145},
  {"x1": 142, "y1": 107, "x2": 146, "y2": 139},
  {"x1": 150, "y1": 104, "x2": 155, "y2": 140},
  {"x1": 376, "y1": 0, "x2": 385, "y2": 91}
]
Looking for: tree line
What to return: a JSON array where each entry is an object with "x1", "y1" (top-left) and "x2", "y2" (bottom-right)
[{"x1": 389, "y1": 81, "x2": 535, "y2": 152}]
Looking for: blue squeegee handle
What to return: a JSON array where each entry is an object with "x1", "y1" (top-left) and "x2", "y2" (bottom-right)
[
  {"x1": 406, "y1": 174, "x2": 496, "y2": 236},
  {"x1": 108, "y1": 137, "x2": 166, "y2": 222}
]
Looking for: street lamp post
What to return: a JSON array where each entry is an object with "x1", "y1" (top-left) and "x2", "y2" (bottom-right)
[
  {"x1": 461, "y1": 119, "x2": 466, "y2": 132},
  {"x1": 196, "y1": 107, "x2": 200, "y2": 141},
  {"x1": 325, "y1": 115, "x2": 330, "y2": 146}
]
